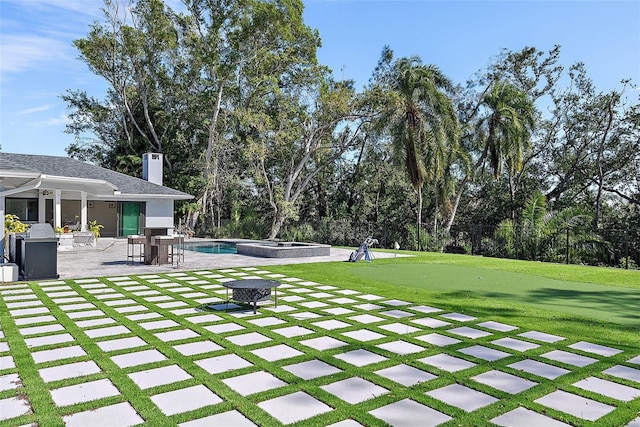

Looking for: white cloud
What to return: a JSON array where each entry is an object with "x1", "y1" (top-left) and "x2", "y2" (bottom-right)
[
  {"x1": 18, "y1": 105, "x2": 52, "y2": 116},
  {"x1": 0, "y1": 35, "x2": 69, "y2": 74}
]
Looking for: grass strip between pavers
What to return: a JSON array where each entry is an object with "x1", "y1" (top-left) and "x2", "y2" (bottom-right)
[{"x1": 0, "y1": 259, "x2": 639, "y2": 427}]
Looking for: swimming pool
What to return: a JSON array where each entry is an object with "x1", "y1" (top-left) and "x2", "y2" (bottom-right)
[{"x1": 184, "y1": 242, "x2": 237, "y2": 254}]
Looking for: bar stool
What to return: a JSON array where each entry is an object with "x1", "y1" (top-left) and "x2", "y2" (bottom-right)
[
  {"x1": 151, "y1": 235, "x2": 175, "y2": 265},
  {"x1": 127, "y1": 235, "x2": 145, "y2": 265},
  {"x1": 173, "y1": 234, "x2": 185, "y2": 266}
]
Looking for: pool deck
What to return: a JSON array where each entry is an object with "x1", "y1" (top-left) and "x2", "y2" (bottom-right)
[{"x1": 56, "y1": 238, "x2": 395, "y2": 280}]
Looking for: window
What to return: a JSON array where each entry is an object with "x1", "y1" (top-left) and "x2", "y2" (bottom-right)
[{"x1": 6, "y1": 198, "x2": 38, "y2": 222}]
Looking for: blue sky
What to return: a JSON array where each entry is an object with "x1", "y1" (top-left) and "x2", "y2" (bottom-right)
[{"x1": 1, "y1": 0, "x2": 639, "y2": 157}]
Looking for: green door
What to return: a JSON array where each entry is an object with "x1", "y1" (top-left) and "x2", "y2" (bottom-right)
[{"x1": 121, "y1": 203, "x2": 141, "y2": 236}]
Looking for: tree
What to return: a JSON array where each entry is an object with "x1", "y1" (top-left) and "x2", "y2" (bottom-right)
[{"x1": 375, "y1": 53, "x2": 459, "y2": 248}]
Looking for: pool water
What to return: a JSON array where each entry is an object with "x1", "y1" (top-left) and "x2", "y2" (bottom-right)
[{"x1": 184, "y1": 242, "x2": 237, "y2": 254}]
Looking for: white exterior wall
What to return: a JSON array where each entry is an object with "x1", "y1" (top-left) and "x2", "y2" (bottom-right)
[{"x1": 145, "y1": 198, "x2": 174, "y2": 232}]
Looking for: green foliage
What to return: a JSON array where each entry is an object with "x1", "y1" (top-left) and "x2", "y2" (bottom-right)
[
  {"x1": 4, "y1": 214, "x2": 28, "y2": 233},
  {"x1": 88, "y1": 220, "x2": 104, "y2": 240}
]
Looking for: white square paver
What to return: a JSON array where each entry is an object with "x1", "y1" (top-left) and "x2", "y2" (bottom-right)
[
  {"x1": 535, "y1": 390, "x2": 615, "y2": 421},
  {"x1": 111, "y1": 349, "x2": 167, "y2": 368},
  {"x1": 369, "y1": 398, "x2": 451, "y2": 427},
  {"x1": 471, "y1": 370, "x2": 537, "y2": 394},
  {"x1": 476, "y1": 321, "x2": 518, "y2": 332},
  {"x1": 154, "y1": 329, "x2": 200, "y2": 342},
  {"x1": 311, "y1": 319, "x2": 351, "y2": 330},
  {"x1": 349, "y1": 314, "x2": 385, "y2": 324},
  {"x1": 376, "y1": 340, "x2": 425, "y2": 355},
  {"x1": 415, "y1": 333, "x2": 461, "y2": 347},
  {"x1": 375, "y1": 364, "x2": 437, "y2": 386},
  {"x1": 128, "y1": 365, "x2": 192, "y2": 390},
  {"x1": 50, "y1": 378, "x2": 120, "y2": 406},
  {"x1": 378, "y1": 323, "x2": 421, "y2": 334},
  {"x1": 334, "y1": 349, "x2": 387, "y2": 367},
  {"x1": 39, "y1": 360, "x2": 101, "y2": 382},
  {"x1": 299, "y1": 301, "x2": 328, "y2": 309},
  {"x1": 151, "y1": 384, "x2": 222, "y2": 415},
  {"x1": 491, "y1": 406, "x2": 573, "y2": 427},
  {"x1": 226, "y1": 332, "x2": 271, "y2": 346},
  {"x1": 321, "y1": 377, "x2": 388, "y2": 404},
  {"x1": 491, "y1": 337, "x2": 539, "y2": 352},
  {"x1": 573, "y1": 377, "x2": 640, "y2": 401},
  {"x1": 257, "y1": 391, "x2": 332, "y2": 425},
  {"x1": 448, "y1": 326, "x2": 491, "y2": 339},
  {"x1": 25, "y1": 333, "x2": 74, "y2": 348},
  {"x1": 283, "y1": 359, "x2": 342, "y2": 380},
  {"x1": 19, "y1": 324, "x2": 64, "y2": 336},
  {"x1": 139, "y1": 319, "x2": 179, "y2": 330},
  {"x1": 626, "y1": 417, "x2": 640, "y2": 427},
  {"x1": 603, "y1": 365, "x2": 640, "y2": 383},
  {"x1": 569, "y1": 341, "x2": 622, "y2": 357},
  {"x1": 411, "y1": 317, "x2": 451, "y2": 328},
  {"x1": 31, "y1": 345, "x2": 87, "y2": 364},
  {"x1": 508, "y1": 359, "x2": 570, "y2": 380},
  {"x1": 409, "y1": 305, "x2": 442, "y2": 314},
  {"x1": 75, "y1": 318, "x2": 117, "y2": 328},
  {"x1": 323, "y1": 307, "x2": 355, "y2": 315},
  {"x1": 629, "y1": 356, "x2": 640, "y2": 365},
  {"x1": 62, "y1": 401, "x2": 144, "y2": 427},
  {"x1": 0, "y1": 396, "x2": 32, "y2": 420},
  {"x1": 195, "y1": 354, "x2": 252, "y2": 374},
  {"x1": 418, "y1": 353, "x2": 476, "y2": 372},
  {"x1": 96, "y1": 337, "x2": 147, "y2": 352},
  {"x1": 459, "y1": 345, "x2": 511, "y2": 361},
  {"x1": 251, "y1": 344, "x2": 304, "y2": 362},
  {"x1": 299, "y1": 336, "x2": 348, "y2": 351},
  {"x1": 380, "y1": 309, "x2": 413, "y2": 319},
  {"x1": 288, "y1": 311, "x2": 322, "y2": 320},
  {"x1": 204, "y1": 323, "x2": 245, "y2": 333},
  {"x1": 0, "y1": 373, "x2": 21, "y2": 391},
  {"x1": 85, "y1": 325, "x2": 130, "y2": 338},
  {"x1": 184, "y1": 312, "x2": 221, "y2": 325},
  {"x1": 341, "y1": 329, "x2": 386, "y2": 342},
  {"x1": 272, "y1": 325, "x2": 314, "y2": 338},
  {"x1": 173, "y1": 340, "x2": 223, "y2": 356},
  {"x1": 222, "y1": 371, "x2": 287, "y2": 396},
  {"x1": 440, "y1": 312, "x2": 476, "y2": 322},
  {"x1": 426, "y1": 383, "x2": 497, "y2": 412},
  {"x1": 353, "y1": 303, "x2": 383, "y2": 311},
  {"x1": 518, "y1": 331, "x2": 564, "y2": 343},
  {"x1": 247, "y1": 317, "x2": 286, "y2": 327},
  {"x1": 178, "y1": 410, "x2": 257, "y2": 426},
  {"x1": 541, "y1": 350, "x2": 597, "y2": 367},
  {"x1": 382, "y1": 299, "x2": 411, "y2": 306},
  {"x1": 126, "y1": 313, "x2": 162, "y2": 321}
]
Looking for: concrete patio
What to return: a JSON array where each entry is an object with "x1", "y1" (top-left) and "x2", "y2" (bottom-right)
[{"x1": 55, "y1": 238, "x2": 380, "y2": 280}]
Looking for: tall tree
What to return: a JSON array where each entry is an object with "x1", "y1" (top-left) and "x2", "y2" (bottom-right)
[{"x1": 375, "y1": 53, "x2": 459, "y2": 247}]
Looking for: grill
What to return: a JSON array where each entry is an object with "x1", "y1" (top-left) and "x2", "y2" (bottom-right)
[
  {"x1": 28, "y1": 223, "x2": 56, "y2": 238},
  {"x1": 11, "y1": 223, "x2": 59, "y2": 280}
]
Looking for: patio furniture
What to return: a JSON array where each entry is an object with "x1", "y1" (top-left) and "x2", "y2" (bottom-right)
[
  {"x1": 127, "y1": 235, "x2": 146, "y2": 265},
  {"x1": 173, "y1": 234, "x2": 185, "y2": 266},
  {"x1": 222, "y1": 279, "x2": 281, "y2": 314},
  {"x1": 143, "y1": 227, "x2": 170, "y2": 264},
  {"x1": 151, "y1": 235, "x2": 175, "y2": 265}
]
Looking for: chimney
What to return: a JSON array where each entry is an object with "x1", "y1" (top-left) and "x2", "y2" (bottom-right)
[{"x1": 142, "y1": 153, "x2": 163, "y2": 185}]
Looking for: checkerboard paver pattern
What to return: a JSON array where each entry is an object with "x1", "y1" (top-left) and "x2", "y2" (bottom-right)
[{"x1": 0, "y1": 269, "x2": 639, "y2": 426}]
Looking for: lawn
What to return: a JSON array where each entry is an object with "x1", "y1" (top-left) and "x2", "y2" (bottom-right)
[{"x1": 0, "y1": 253, "x2": 639, "y2": 426}]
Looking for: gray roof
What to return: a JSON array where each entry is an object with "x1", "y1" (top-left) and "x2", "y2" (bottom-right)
[{"x1": 0, "y1": 152, "x2": 192, "y2": 199}]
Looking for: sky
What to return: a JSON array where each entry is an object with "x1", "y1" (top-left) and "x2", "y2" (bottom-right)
[{"x1": 1, "y1": 0, "x2": 639, "y2": 158}]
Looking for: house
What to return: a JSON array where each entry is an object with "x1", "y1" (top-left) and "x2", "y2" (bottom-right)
[{"x1": 0, "y1": 152, "x2": 193, "y2": 256}]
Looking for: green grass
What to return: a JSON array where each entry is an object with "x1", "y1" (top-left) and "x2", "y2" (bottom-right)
[{"x1": 1, "y1": 254, "x2": 639, "y2": 426}]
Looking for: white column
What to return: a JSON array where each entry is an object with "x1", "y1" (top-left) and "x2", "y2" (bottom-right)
[
  {"x1": 54, "y1": 189, "x2": 62, "y2": 229},
  {"x1": 80, "y1": 192, "x2": 88, "y2": 231},
  {"x1": 38, "y1": 191, "x2": 46, "y2": 223},
  {"x1": 0, "y1": 196, "x2": 5, "y2": 262}
]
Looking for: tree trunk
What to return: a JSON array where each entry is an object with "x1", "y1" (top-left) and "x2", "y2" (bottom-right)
[{"x1": 416, "y1": 188, "x2": 422, "y2": 251}]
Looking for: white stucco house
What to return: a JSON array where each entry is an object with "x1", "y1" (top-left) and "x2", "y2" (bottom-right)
[{"x1": 0, "y1": 152, "x2": 193, "y2": 258}]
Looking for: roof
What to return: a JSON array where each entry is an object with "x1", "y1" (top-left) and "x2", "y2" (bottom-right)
[{"x1": 0, "y1": 152, "x2": 192, "y2": 199}]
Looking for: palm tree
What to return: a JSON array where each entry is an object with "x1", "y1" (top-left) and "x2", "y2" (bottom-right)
[
  {"x1": 387, "y1": 57, "x2": 459, "y2": 249},
  {"x1": 476, "y1": 80, "x2": 536, "y2": 219}
]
